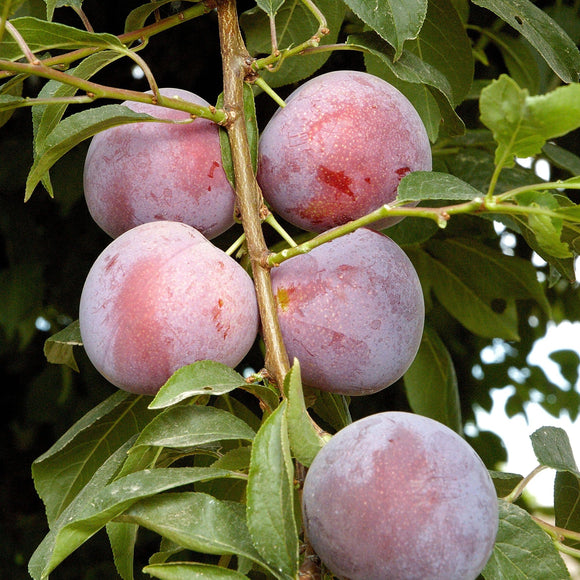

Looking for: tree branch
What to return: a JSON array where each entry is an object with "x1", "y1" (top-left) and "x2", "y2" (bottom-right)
[{"x1": 215, "y1": 0, "x2": 290, "y2": 389}]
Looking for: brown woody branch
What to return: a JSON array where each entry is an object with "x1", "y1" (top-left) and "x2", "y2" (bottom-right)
[{"x1": 215, "y1": 0, "x2": 290, "y2": 389}]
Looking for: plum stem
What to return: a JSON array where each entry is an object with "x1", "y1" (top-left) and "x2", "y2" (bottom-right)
[
  {"x1": 531, "y1": 515, "x2": 580, "y2": 558},
  {"x1": 120, "y1": 47, "x2": 160, "y2": 101},
  {"x1": 502, "y1": 464, "x2": 549, "y2": 503},
  {"x1": 264, "y1": 213, "x2": 299, "y2": 247},
  {"x1": 224, "y1": 233, "x2": 247, "y2": 257},
  {"x1": 253, "y1": 76, "x2": 287, "y2": 108},
  {"x1": 71, "y1": 5, "x2": 95, "y2": 33},
  {"x1": 216, "y1": 0, "x2": 290, "y2": 390},
  {"x1": 252, "y1": 0, "x2": 329, "y2": 73},
  {"x1": 4, "y1": 20, "x2": 40, "y2": 65}
]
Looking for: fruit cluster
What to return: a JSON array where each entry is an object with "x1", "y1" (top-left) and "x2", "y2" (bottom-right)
[
  {"x1": 80, "y1": 71, "x2": 430, "y2": 398},
  {"x1": 79, "y1": 70, "x2": 497, "y2": 579}
]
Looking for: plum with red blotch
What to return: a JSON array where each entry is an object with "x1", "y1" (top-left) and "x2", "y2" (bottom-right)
[
  {"x1": 257, "y1": 70, "x2": 431, "y2": 232},
  {"x1": 79, "y1": 221, "x2": 259, "y2": 395},
  {"x1": 83, "y1": 88, "x2": 235, "y2": 240},
  {"x1": 270, "y1": 227, "x2": 424, "y2": 395},
  {"x1": 302, "y1": 411, "x2": 499, "y2": 580}
]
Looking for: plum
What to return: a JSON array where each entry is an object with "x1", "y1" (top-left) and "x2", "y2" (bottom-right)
[
  {"x1": 83, "y1": 88, "x2": 235, "y2": 240},
  {"x1": 302, "y1": 411, "x2": 499, "y2": 580},
  {"x1": 79, "y1": 221, "x2": 259, "y2": 395},
  {"x1": 270, "y1": 228, "x2": 424, "y2": 395},
  {"x1": 257, "y1": 70, "x2": 431, "y2": 232}
]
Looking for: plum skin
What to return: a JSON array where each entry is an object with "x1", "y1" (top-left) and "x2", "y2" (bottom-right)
[
  {"x1": 302, "y1": 412, "x2": 499, "y2": 580},
  {"x1": 270, "y1": 228, "x2": 424, "y2": 395},
  {"x1": 83, "y1": 88, "x2": 235, "y2": 240},
  {"x1": 79, "y1": 221, "x2": 259, "y2": 395},
  {"x1": 257, "y1": 70, "x2": 432, "y2": 232}
]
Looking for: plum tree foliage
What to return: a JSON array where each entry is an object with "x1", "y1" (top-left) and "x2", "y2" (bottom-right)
[{"x1": 1, "y1": 0, "x2": 580, "y2": 578}]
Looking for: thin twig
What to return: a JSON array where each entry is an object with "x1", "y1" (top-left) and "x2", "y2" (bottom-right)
[
  {"x1": 0, "y1": 58, "x2": 229, "y2": 123},
  {"x1": 5, "y1": 20, "x2": 41, "y2": 65},
  {"x1": 502, "y1": 465, "x2": 549, "y2": 503},
  {"x1": 0, "y1": 3, "x2": 211, "y2": 80},
  {"x1": 72, "y1": 6, "x2": 94, "y2": 33}
]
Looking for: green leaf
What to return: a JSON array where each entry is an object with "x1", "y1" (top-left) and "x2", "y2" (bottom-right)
[
  {"x1": 0, "y1": 0, "x2": 27, "y2": 19},
  {"x1": 30, "y1": 467, "x2": 239, "y2": 580},
  {"x1": 348, "y1": 31, "x2": 453, "y2": 101},
  {"x1": 29, "y1": 440, "x2": 134, "y2": 580},
  {"x1": 285, "y1": 360, "x2": 326, "y2": 467},
  {"x1": 217, "y1": 83, "x2": 258, "y2": 188},
  {"x1": 43, "y1": 319, "x2": 81, "y2": 371},
  {"x1": 398, "y1": 171, "x2": 484, "y2": 202},
  {"x1": 480, "y1": 75, "x2": 580, "y2": 169},
  {"x1": 0, "y1": 76, "x2": 23, "y2": 127},
  {"x1": 31, "y1": 392, "x2": 157, "y2": 526},
  {"x1": 0, "y1": 17, "x2": 125, "y2": 61},
  {"x1": 45, "y1": 0, "x2": 84, "y2": 21},
  {"x1": 240, "y1": 382, "x2": 280, "y2": 415},
  {"x1": 471, "y1": 0, "x2": 580, "y2": 83},
  {"x1": 482, "y1": 500, "x2": 571, "y2": 579},
  {"x1": 508, "y1": 211, "x2": 577, "y2": 284},
  {"x1": 246, "y1": 401, "x2": 298, "y2": 580},
  {"x1": 32, "y1": 50, "x2": 124, "y2": 154},
  {"x1": 527, "y1": 213, "x2": 572, "y2": 259},
  {"x1": 543, "y1": 143, "x2": 580, "y2": 176},
  {"x1": 420, "y1": 243, "x2": 520, "y2": 340},
  {"x1": 493, "y1": 32, "x2": 540, "y2": 94},
  {"x1": 212, "y1": 446, "x2": 252, "y2": 472},
  {"x1": 350, "y1": 0, "x2": 471, "y2": 139},
  {"x1": 549, "y1": 350, "x2": 580, "y2": 387},
  {"x1": 121, "y1": 492, "x2": 275, "y2": 575},
  {"x1": 131, "y1": 405, "x2": 256, "y2": 451},
  {"x1": 404, "y1": 325, "x2": 462, "y2": 433},
  {"x1": 149, "y1": 361, "x2": 248, "y2": 409},
  {"x1": 489, "y1": 471, "x2": 524, "y2": 498},
  {"x1": 107, "y1": 521, "x2": 138, "y2": 580},
  {"x1": 406, "y1": 0, "x2": 473, "y2": 105},
  {"x1": 530, "y1": 426, "x2": 579, "y2": 475},
  {"x1": 143, "y1": 562, "x2": 250, "y2": 580},
  {"x1": 515, "y1": 190, "x2": 574, "y2": 260},
  {"x1": 554, "y1": 471, "x2": 580, "y2": 548},
  {"x1": 343, "y1": 0, "x2": 427, "y2": 59},
  {"x1": 123, "y1": 0, "x2": 199, "y2": 33},
  {"x1": 310, "y1": 389, "x2": 352, "y2": 432},
  {"x1": 240, "y1": 0, "x2": 346, "y2": 88},
  {"x1": 25, "y1": 104, "x2": 156, "y2": 200},
  {"x1": 428, "y1": 238, "x2": 551, "y2": 316},
  {"x1": 442, "y1": 134, "x2": 538, "y2": 195},
  {"x1": 255, "y1": 0, "x2": 285, "y2": 16},
  {"x1": 383, "y1": 214, "x2": 439, "y2": 246}
]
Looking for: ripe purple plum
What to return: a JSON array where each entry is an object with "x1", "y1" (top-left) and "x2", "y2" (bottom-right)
[
  {"x1": 257, "y1": 70, "x2": 431, "y2": 232},
  {"x1": 302, "y1": 412, "x2": 499, "y2": 580},
  {"x1": 83, "y1": 88, "x2": 235, "y2": 240},
  {"x1": 270, "y1": 228, "x2": 424, "y2": 395},
  {"x1": 79, "y1": 221, "x2": 258, "y2": 395}
]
